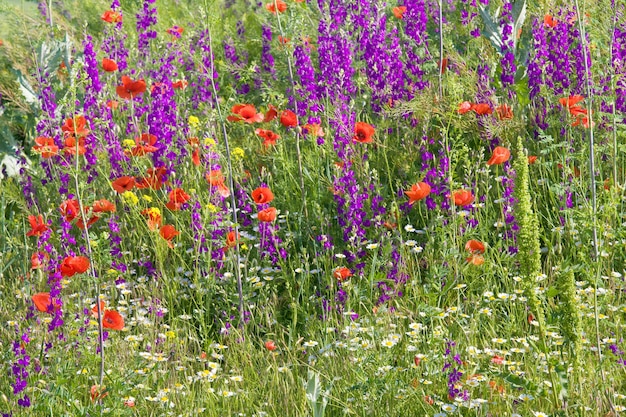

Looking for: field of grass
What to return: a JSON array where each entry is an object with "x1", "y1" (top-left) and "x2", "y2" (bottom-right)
[{"x1": 1, "y1": 0, "x2": 626, "y2": 416}]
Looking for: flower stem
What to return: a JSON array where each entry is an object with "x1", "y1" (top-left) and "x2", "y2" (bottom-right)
[{"x1": 203, "y1": 12, "x2": 245, "y2": 326}]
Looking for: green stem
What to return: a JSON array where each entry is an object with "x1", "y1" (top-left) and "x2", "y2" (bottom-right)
[
  {"x1": 203, "y1": 11, "x2": 245, "y2": 326},
  {"x1": 273, "y1": 0, "x2": 308, "y2": 220}
]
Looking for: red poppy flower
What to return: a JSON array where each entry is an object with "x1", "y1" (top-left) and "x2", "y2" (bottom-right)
[
  {"x1": 26, "y1": 215, "x2": 49, "y2": 237},
  {"x1": 544, "y1": 14, "x2": 557, "y2": 27},
  {"x1": 280, "y1": 110, "x2": 298, "y2": 128},
  {"x1": 92, "y1": 199, "x2": 116, "y2": 213},
  {"x1": 91, "y1": 300, "x2": 106, "y2": 317},
  {"x1": 264, "y1": 340, "x2": 277, "y2": 351},
  {"x1": 76, "y1": 215, "x2": 99, "y2": 230},
  {"x1": 467, "y1": 253, "x2": 485, "y2": 266},
  {"x1": 255, "y1": 129, "x2": 281, "y2": 147},
  {"x1": 392, "y1": 6, "x2": 407, "y2": 19},
  {"x1": 495, "y1": 104, "x2": 513, "y2": 120},
  {"x1": 303, "y1": 123, "x2": 325, "y2": 137},
  {"x1": 31, "y1": 252, "x2": 49, "y2": 269},
  {"x1": 160, "y1": 224, "x2": 179, "y2": 248},
  {"x1": 354, "y1": 122, "x2": 375, "y2": 143},
  {"x1": 568, "y1": 105, "x2": 587, "y2": 117},
  {"x1": 465, "y1": 239, "x2": 485, "y2": 254},
  {"x1": 102, "y1": 309, "x2": 124, "y2": 330},
  {"x1": 190, "y1": 148, "x2": 201, "y2": 166},
  {"x1": 458, "y1": 101, "x2": 472, "y2": 114},
  {"x1": 206, "y1": 169, "x2": 230, "y2": 197},
  {"x1": 559, "y1": 95, "x2": 584, "y2": 109},
  {"x1": 63, "y1": 136, "x2": 86, "y2": 156},
  {"x1": 62, "y1": 115, "x2": 90, "y2": 138},
  {"x1": 102, "y1": 58, "x2": 118, "y2": 72},
  {"x1": 106, "y1": 100, "x2": 118, "y2": 110},
  {"x1": 128, "y1": 133, "x2": 158, "y2": 156},
  {"x1": 528, "y1": 155, "x2": 537, "y2": 164},
  {"x1": 172, "y1": 79, "x2": 188, "y2": 89},
  {"x1": 166, "y1": 188, "x2": 191, "y2": 211},
  {"x1": 265, "y1": 0, "x2": 287, "y2": 13},
  {"x1": 487, "y1": 146, "x2": 511, "y2": 166},
  {"x1": 258, "y1": 207, "x2": 277, "y2": 222},
  {"x1": 116, "y1": 76, "x2": 147, "y2": 100},
  {"x1": 264, "y1": 105, "x2": 278, "y2": 122},
  {"x1": 571, "y1": 114, "x2": 592, "y2": 128},
  {"x1": 59, "y1": 199, "x2": 80, "y2": 222},
  {"x1": 112, "y1": 176, "x2": 135, "y2": 193},
  {"x1": 227, "y1": 104, "x2": 264, "y2": 123},
  {"x1": 225, "y1": 231, "x2": 239, "y2": 249},
  {"x1": 60, "y1": 256, "x2": 90, "y2": 277},
  {"x1": 471, "y1": 103, "x2": 493, "y2": 115},
  {"x1": 452, "y1": 189, "x2": 474, "y2": 206},
  {"x1": 135, "y1": 167, "x2": 168, "y2": 190},
  {"x1": 32, "y1": 136, "x2": 59, "y2": 158},
  {"x1": 141, "y1": 208, "x2": 162, "y2": 231},
  {"x1": 333, "y1": 267, "x2": 352, "y2": 282},
  {"x1": 252, "y1": 187, "x2": 274, "y2": 205},
  {"x1": 405, "y1": 182, "x2": 431, "y2": 205},
  {"x1": 32, "y1": 292, "x2": 61, "y2": 313},
  {"x1": 90, "y1": 384, "x2": 109, "y2": 403},
  {"x1": 101, "y1": 9, "x2": 122, "y2": 23}
]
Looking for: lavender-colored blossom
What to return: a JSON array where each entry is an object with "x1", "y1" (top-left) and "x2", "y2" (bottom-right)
[
  {"x1": 402, "y1": 0, "x2": 430, "y2": 94},
  {"x1": 499, "y1": 0, "x2": 516, "y2": 94},
  {"x1": 136, "y1": 0, "x2": 158, "y2": 56},
  {"x1": 261, "y1": 25, "x2": 276, "y2": 78}
]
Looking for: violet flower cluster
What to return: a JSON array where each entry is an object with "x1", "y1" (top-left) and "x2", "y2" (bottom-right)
[
  {"x1": 101, "y1": 0, "x2": 128, "y2": 71},
  {"x1": 355, "y1": 5, "x2": 405, "y2": 112},
  {"x1": 442, "y1": 339, "x2": 469, "y2": 401},
  {"x1": 613, "y1": 24, "x2": 626, "y2": 117},
  {"x1": 499, "y1": 0, "x2": 516, "y2": 94},
  {"x1": 402, "y1": 0, "x2": 430, "y2": 94},
  {"x1": 136, "y1": 0, "x2": 158, "y2": 56}
]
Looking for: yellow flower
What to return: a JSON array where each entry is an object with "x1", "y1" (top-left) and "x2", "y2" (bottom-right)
[
  {"x1": 206, "y1": 203, "x2": 220, "y2": 213},
  {"x1": 146, "y1": 207, "x2": 161, "y2": 217},
  {"x1": 188, "y1": 115, "x2": 200, "y2": 127},
  {"x1": 142, "y1": 195, "x2": 153, "y2": 202},
  {"x1": 232, "y1": 147, "x2": 245, "y2": 159},
  {"x1": 122, "y1": 191, "x2": 139, "y2": 205},
  {"x1": 204, "y1": 137, "x2": 216, "y2": 147},
  {"x1": 165, "y1": 331, "x2": 176, "y2": 339},
  {"x1": 122, "y1": 139, "x2": 136, "y2": 149}
]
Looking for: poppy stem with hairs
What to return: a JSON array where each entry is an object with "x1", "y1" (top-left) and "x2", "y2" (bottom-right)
[
  {"x1": 272, "y1": 0, "x2": 308, "y2": 221},
  {"x1": 574, "y1": 1, "x2": 614, "y2": 413},
  {"x1": 204, "y1": 19, "x2": 245, "y2": 326},
  {"x1": 71, "y1": 117, "x2": 106, "y2": 390}
]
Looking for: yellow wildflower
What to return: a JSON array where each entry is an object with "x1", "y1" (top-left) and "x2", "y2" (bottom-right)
[
  {"x1": 188, "y1": 115, "x2": 200, "y2": 127},
  {"x1": 232, "y1": 147, "x2": 245, "y2": 159},
  {"x1": 122, "y1": 191, "x2": 139, "y2": 205}
]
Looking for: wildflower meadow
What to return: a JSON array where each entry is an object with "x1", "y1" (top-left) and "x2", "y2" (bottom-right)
[{"x1": 1, "y1": 0, "x2": 626, "y2": 415}]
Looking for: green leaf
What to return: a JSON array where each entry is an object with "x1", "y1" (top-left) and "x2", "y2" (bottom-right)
[
  {"x1": 13, "y1": 69, "x2": 39, "y2": 106},
  {"x1": 546, "y1": 286, "x2": 560, "y2": 298},
  {"x1": 478, "y1": 5, "x2": 503, "y2": 51},
  {"x1": 512, "y1": 0, "x2": 527, "y2": 51}
]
